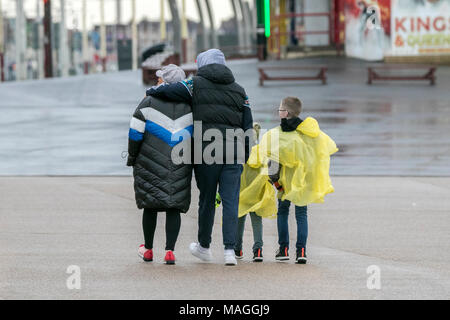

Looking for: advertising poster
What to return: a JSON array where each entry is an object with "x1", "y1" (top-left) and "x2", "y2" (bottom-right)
[
  {"x1": 344, "y1": 0, "x2": 391, "y2": 61},
  {"x1": 391, "y1": 0, "x2": 450, "y2": 56}
]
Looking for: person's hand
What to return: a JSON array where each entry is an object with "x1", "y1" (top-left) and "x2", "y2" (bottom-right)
[
  {"x1": 126, "y1": 155, "x2": 136, "y2": 167},
  {"x1": 268, "y1": 179, "x2": 284, "y2": 192},
  {"x1": 215, "y1": 193, "x2": 222, "y2": 208}
]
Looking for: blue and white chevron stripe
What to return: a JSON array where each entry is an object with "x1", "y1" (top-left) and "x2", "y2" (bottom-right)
[{"x1": 129, "y1": 108, "x2": 193, "y2": 147}]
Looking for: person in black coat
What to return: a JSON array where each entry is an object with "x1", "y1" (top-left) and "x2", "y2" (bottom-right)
[{"x1": 146, "y1": 49, "x2": 254, "y2": 266}]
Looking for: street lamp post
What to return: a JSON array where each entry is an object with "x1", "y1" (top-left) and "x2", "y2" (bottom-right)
[
  {"x1": 160, "y1": 0, "x2": 166, "y2": 42},
  {"x1": 82, "y1": 0, "x2": 88, "y2": 74},
  {"x1": 195, "y1": 0, "x2": 209, "y2": 51},
  {"x1": 116, "y1": 0, "x2": 121, "y2": 72},
  {"x1": 100, "y1": 0, "x2": 107, "y2": 72},
  {"x1": 60, "y1": 0, "x2": 69, "y2": 77},
  {"x1": 131, "y1": 0, "x2": 137, "y2": 70},
  {"x1": 43, "y1": 0, "x2": 53, "y2": 78},
  {"x1": 36, "y1": 0, "x2": 44, "y2": 79},
  {"x1": 256, "y1": 0, "x2": 268, "y2": 61},
  {"x1": 230, "y1": 0, "x2": 244, "y2": 54},
  {"x1": 204, "y1": 0, "x2": 218, "y2": 48},
  {"x1": 168, "y1": 0, "x2": 181, "y2": 62},
  {"x1": 238, "y1": 0, "x2": 252, "y2": 53},
  {"x1": 116, "y1": 0, "x2": 121, "y2": 24},
  {"x1": 0, "y1": 0, "x2": 4, "y2": 82},
  {"x1": 181, "y1": 0, "x2": 188, "y2": 63},
  {"x1": 16, "y1": 0, "x2": 27, "y2": 80}
]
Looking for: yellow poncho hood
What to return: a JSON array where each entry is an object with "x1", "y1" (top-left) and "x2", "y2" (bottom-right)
[
  {"x1": 298, "y1": 117, "x2": 320, "y2": 138},
  {"x1": 238, "y1": 117, "x2": 338, "y2": 218}
]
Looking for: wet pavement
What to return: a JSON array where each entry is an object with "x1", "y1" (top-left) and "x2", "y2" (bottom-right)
[
  {"x1": 1, "y1": 59, "x2": 450, "y2": 300},
  {"x1": 1, "y1": 176, "x2": 449, "y2": 299},
  {"x1": 0, "y1": 57, "x2": 449, "y2": 176}
]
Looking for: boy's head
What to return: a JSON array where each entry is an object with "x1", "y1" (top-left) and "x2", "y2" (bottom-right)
[{"x1": 279, "y1": 97, "x2": 302, "y2": 119}]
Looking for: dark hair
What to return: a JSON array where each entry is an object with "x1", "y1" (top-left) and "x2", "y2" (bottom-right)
[{"x1": 281, "y1": 97, "x2": 302, "y2": 117}]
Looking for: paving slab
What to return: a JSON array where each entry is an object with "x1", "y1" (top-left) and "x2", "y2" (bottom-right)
[{"x1": 0, "y1": 176, "x2": 449, "y2": 300}]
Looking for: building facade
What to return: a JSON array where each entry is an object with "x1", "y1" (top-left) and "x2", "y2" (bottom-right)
[{"x1": 260, "y1": 0, "x2": 449, "y2": 62}]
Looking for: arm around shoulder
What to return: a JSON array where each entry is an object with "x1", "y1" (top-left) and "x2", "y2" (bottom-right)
[{"x1": 146, "y1": 81, "x2": 193, "y2": 104}]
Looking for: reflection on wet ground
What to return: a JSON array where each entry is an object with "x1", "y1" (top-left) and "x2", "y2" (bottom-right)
[
  {"x1": 0, "y1": 57, "x2": 449, "y2": 176},
  {"x1": 247, "y1": 58, "x2": 450, "y2": 176}
]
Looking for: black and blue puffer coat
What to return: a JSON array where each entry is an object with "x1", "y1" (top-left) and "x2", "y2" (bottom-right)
[{"x1": 127, "y1": 96, "x2": 193, "y2": 212}]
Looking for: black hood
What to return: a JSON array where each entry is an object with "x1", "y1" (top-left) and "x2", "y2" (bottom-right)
[{"x1": 197, "y1": 64, "x2": 235, "y2": 85}]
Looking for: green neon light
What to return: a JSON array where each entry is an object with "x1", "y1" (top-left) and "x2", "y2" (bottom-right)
[{"x1": 264, "y1": 0, "x2": 271, "y2": 38}]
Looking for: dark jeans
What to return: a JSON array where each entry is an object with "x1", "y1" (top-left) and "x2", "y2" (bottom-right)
[
  {"x1": 143, "y1": 208, "x2": 181, "y2": 251},
  {"x1": 194, "y1": 164, "x2": 243, "y2": 250},
  {"x1": 277, "y1": 199, "x2": 308, "y2": 251},
  {"x1": 235, "y1": 212, "x2": 263, "y2": 252}
]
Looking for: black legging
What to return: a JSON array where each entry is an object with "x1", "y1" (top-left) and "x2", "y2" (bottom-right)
[{"x1": 143, "y1": 208, "x2": 181, "y2": 251}]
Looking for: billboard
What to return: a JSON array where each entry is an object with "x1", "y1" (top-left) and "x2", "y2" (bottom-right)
[
  {"x1": 344, "y1": 0, "x2": 391, "y2": 61},
  {"x1": 391, "y1": 0, "x2": 450, "y2": 56}
]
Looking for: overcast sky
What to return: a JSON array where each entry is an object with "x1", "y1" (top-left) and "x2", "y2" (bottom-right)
[{"x1": 2, "y1": 0, "x2": 253, "y2": 29}]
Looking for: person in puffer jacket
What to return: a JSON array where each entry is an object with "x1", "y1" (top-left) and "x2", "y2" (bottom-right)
[
  {"x1": 146, "y1": 49, "x2": 254, "y2": 266},
  {"x1": 127, "y1": 64, "x2": 193, "y2": 265}
]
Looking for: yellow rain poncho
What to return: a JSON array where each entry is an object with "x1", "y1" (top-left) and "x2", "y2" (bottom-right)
[{"x1": 238, "y1": 117, "x2": 338, "y2": 218}]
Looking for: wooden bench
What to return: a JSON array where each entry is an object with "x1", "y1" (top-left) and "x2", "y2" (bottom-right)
[
  {"x1": 258, "y1": 66, "x2": 328, "y2": 86},
  {"x1": 368, "y1": 65, "x2": 437, "y2": 85}
]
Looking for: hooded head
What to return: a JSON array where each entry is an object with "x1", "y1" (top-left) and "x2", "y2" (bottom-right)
[
  {"x1": 196, "y1": 49, "x2": 226, "y2": 69},
  {"x1": 195, "y1": 49, "x2": 235, "y2": 85},
  {"x1": 156, "y1": 64, "x2": 186, "y2": 84}
]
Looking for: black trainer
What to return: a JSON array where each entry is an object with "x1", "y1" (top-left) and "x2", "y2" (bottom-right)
[
  {"x1": 253, "y1": 248, "x2": 263, "y2": 262},
  {"x1": 235, "y1": 249, "x2": 243, "y2": 260},
  {"x1": 296, "y1": 248, "x2": 307, "y2": 264},
  {"x1": 275, "y1": 247, "x2": 289, "y2": 261}
]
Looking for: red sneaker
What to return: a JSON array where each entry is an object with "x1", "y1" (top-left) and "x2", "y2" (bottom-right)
[
  {"x1": 138, "y1": 245, "x2": 153, "y2": 262},
  {"x1": 164, "y1": 250, "x2": 176, "y2": 265}
]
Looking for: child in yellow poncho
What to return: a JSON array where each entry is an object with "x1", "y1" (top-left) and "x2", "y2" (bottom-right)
[
  {"x1": 234, "y1": 123, "x2": 267, "y2": 262},
  {"x1": 238, "y1": 97, "x2": 338, "y2": 264}
]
